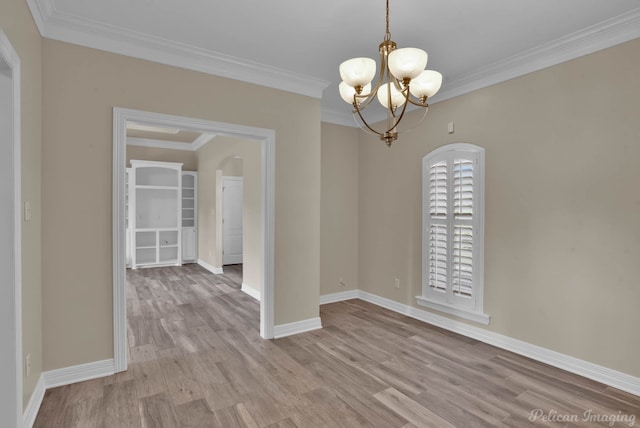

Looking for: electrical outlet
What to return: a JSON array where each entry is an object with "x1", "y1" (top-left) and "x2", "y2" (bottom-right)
[
  {"x1": 394, "y1": 278, "x2": 400, "y2": 289},
  {"x1": 339, "y1": 278, "x2": 346, "y2": 287},
  {"x1": 25, "y1": 353, "x2": 31, "y2": 377}
]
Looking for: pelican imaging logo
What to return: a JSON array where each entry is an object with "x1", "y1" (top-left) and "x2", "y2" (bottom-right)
[{"x1": 529, "y1": 409, "x2": 636, "y2": 426}]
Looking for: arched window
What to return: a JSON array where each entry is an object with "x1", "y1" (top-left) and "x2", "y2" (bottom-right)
[{"x1": 418, "y1": 143, "x2": 490, "y2": 324}]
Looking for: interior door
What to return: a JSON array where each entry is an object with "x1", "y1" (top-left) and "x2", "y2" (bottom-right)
[{"x1": 222, "y1": 176, "x2": 243, "y2": 265}]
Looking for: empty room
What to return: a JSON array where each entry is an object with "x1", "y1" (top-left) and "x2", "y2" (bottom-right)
[{"x1": 1, "y1": 0, "x2": 639, "y2": 427}]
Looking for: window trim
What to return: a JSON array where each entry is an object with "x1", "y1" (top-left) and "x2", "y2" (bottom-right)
[{"x1": 417, "y1": 143, "x2": 490, "y2": 325}]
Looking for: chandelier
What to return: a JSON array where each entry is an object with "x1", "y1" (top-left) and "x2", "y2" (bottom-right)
[{"x1": 338, "y1": 0, "x2": 442, "y2": 146}]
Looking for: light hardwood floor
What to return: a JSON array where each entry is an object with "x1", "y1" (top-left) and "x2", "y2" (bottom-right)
[{"x1": 34, "y1": 264, "x2": 639, "y2": 427}]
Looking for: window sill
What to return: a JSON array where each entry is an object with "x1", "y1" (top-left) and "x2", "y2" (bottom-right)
[{"x1": 415, "y1": 296, "x2": 491, "y2": 325}]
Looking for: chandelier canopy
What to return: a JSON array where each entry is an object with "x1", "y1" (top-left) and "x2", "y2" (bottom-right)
[{"x1": 338, "y1": 0, "x2": 442, "y2": 146}]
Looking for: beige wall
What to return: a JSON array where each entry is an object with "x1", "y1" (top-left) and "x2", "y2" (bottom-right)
[
  {"x1": 320, "y1": 123, "x2": 359, "y2": 295},
  {"x1": 42, "y1": 39, "x2": 321, "y2": 370},
  {"x1": 196, "y1": 137, "x2": 262, "y2": 296},
  {"x1": 222, "y1": 156, "x2": 243, "y2": 177},
  {"x1": 0, "y1": 0, "x2": 43, "y2": 409},
  {"x1": 358, "y1": 39, "x2": 640, "y2": 377},
  {"x1": 126, "y1": 145, "x2": 198, "y2": 171}
]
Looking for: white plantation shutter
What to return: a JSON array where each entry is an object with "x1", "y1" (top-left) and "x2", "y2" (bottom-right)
[
  {"x1": 453, "y1": 159, "x2": 474, "y2": 298},
  {"x1": 428, "y1": 224, "x2": 447, "y2": 291},
  {"x1": 422, "y1": 144, "x2": 485, "y2": 320},
  {"x1": 453, "y1": 225, "x2": 473, "y2": 297},
  {"x1": 429, "y1": 161, "x2": 447, "y2": 218},
  {"x1": 453, "y1": 159, "x2": 473, "y2": 219},
  {"x1": 428, "y1": 160, "x2": 448, "y2": 292}
]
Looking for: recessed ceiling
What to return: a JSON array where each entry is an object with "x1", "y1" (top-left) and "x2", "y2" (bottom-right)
[
  {"x1": 126, "y1": 122, "x2": 216, "y2": 151},
  {"x1": 127, "y1": 128, "x2": 202, "y2": 144},
  {"x1": 27, "y1": 0, "x2": 640, "y2": 126}
]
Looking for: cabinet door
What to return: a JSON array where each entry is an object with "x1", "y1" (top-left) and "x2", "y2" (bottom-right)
[{"x1": 182, "y1": 227, "x2": 196, "y2": 262}]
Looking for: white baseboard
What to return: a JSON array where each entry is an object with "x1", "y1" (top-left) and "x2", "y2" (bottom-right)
[
  {"x1": 197, "y1": 259, "x2": 223, "y2": 274},
  {"x1": 43, "y1": 359, "x2": 115, "y2": 389},
  {"x1": 320, "y1": 290, "x2": 640, "y2": 397},
  {"x1": 273, "y1": 317, "x2": 322, "y2": 339},
  {"x1": 241, "y1": 282, "x2": 261, "y2": 301},
  {"x1": 22, "y1": 374, "x2": 45, "y2": 428},
  {"x1": 22, "y1": 359, "x2": 116, "y2": 427},
  {"x1": 319, "y1": 289, "x2": 359, "y2": 305}
]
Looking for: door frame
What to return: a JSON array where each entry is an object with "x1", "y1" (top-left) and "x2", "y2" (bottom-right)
[
  {"x1": 0, "y1": 29, "x2": 22, "y2": 427},
  {"x1": 222, "y1": 176, "x2": 243, "y2": 266},
  {"x1": 113, "y1": 108, "x2": 275, "y2": 373}
]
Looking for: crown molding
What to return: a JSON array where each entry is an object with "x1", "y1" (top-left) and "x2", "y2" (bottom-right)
[
  {"x1": 434, "y1": 7, "x2": 640, "y2": 104},
  {"x1": 25, "y1": 0, "x2": 330, "y2": 99},
  {"x1": 321, "y1": 108, "x2": 358, "y2": 127},
  {"x1": 26, "y1": 1, "x2": 639, "y2": 126},
  {"x1": 191, "y1": 133, "x2": 216, "y2": 151},
  {"x1": 323, "y1": 7, "x2": 640, "y2": 127}
]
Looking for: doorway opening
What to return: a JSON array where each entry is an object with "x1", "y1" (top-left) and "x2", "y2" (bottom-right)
[
  {"x1": 113, "y1": 108, "x2": 275, "y2": 373},
  {"x1": 0, "y1": 29, "x2": 22, "y2": 426},
  {"x1": 221, "y1": 175, "x2": 243, "y2": 266}
]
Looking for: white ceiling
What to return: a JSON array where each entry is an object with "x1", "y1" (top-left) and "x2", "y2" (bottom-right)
[{"x1": 27, "y1": 0, "x2": 640, "y2": 126}]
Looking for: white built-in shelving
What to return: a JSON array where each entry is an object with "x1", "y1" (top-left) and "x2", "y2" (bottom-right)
[
  {"x1": 130, "y1": 160, "x2": 183, "y2": 269},
  {"x1": 181, "y1": 171, "x2": 198, "y2": 263}
]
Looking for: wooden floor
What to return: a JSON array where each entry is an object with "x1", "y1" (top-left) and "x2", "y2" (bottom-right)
[{"x1": 34, "y1": 264, "x2": 639, "y2": 427}]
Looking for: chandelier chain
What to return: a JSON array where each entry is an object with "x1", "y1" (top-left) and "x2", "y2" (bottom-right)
[{"x1": 384, "y1": 0, "x2": 391, "y2": 41}]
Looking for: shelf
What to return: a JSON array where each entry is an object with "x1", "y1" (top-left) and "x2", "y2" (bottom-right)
[
  {"x1": 137, "y1": 261, "x2": 179, "y2": 267},
  {"x1": 136, "y1": 245, "x2": 156, "y2": 250},
  {"x1": 159, "y1": 244, "x2": 179, "y2": 248},
  {"x1": 135, "y1": 228, "x2": 179, "y2": 232},
  {"x1": 136, "y1": 185, "x2": 179, "y2": 190}
]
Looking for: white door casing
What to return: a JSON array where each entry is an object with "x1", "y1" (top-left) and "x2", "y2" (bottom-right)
[
  {"x1": 113, "y1": 108, "x2": 276, "y2": 373},
  {"x1": 222, "y1": 176, "x2": 243, "y2": 265},
  {"x1": 0, "y1": 29, "x2": 22, "y2": 428}
]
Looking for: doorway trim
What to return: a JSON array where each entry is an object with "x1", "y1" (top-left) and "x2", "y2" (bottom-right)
[
  {"x1": 113, "y1": 108, "x2": 275, "y2": 372},
  {"x1": 0, "y1": 29, "x2": 22, "y2": 427}
]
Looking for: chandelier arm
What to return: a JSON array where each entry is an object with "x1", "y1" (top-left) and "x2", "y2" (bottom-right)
[
  {"x1": 353, "y1": 104, "x2": 384, "y2": 138},
  {"x1": 394, "y1": 101, "x2": 431, "y2": 136},
  {"x1": 362, "y1": 49, "x2": 391, "y2": 108},
  {"x1": 406, "y1": 93, "x2": 429, "y2": 108},
  {"x1": 388, "y1": 89, "x2": 411, "y2": 131},
  {"x1": 354, "y1": 89, "x2": 377, "y2": 111},
  {"x1": 352, "y1": 112, "x2": 385, "y2": 139},
  {"x1": 413, "y1": 104, "x2": 430, "y2": 129}
]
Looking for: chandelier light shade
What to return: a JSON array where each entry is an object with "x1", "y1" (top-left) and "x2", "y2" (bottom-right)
[
  {"x1": 338, "y1": 0, "x2": 443, "y2": 146},
  {"x1": 387, "y1": 48, "x2": 428, "y2": 81},
  {"x1": 339, "y1": 58, "x2": 377, "y2": 88},
  {"x1": 377, "y1": 83, "x2": 406, "y2": 109},
  {"x1": 410, "y1": 70, "x2": 443, "y2": 99},
  {"x1": 339, "y1": 82, "x2": 372, "y2": 105}
]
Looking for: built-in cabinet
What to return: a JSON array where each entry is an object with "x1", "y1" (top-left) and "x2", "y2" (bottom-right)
[
  {"x1": 181, "y1": 171, "x2": 198, "y2": 263},
  {"x1": 130, "y1": 160, "x2": 183, "y2": 269},
  {"x1": 126, "y1": 160, "x2": 198, "y2": 268}
]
